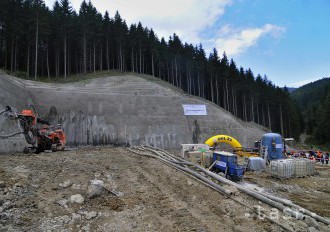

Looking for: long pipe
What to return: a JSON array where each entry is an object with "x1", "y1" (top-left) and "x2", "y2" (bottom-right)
[
  {"x1": 177, "y1": 160, "x2": 306, "y2": 220},
  {"x1": 256, "y1": 190, "x2": 330, "y2": 225},
  {"x1": 128, "y1": 148, "x2": 232, "y2": 196},
  {"x1": 130, "y1": 147, "x2": 295, "y2": 232},
  {"x1": 140, "y1": 146, "x2": 178, "y2": 162},
  {"x1": 179, "y1": 159, "x2": 330, "y2": 224},
  {"x1": 157, "y1": 146, "x2": 330, "y2": 225},
  {"x1": 143, "y1": 145, "x2": 306, "y2": 221},
  {"x1": 129, "y1": 148, "x2": 215, "y2": 190},
  {"x1": 131, "y1": 148, "x2": 234, "y2": 197}
]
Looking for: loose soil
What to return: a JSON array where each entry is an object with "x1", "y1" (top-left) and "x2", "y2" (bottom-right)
[
  {"x1": 244, "y1": 163, "x2": 330, "y2": 217},
  {"x1": 0, "y1": 146, "x2": 329, "y2": 231}
]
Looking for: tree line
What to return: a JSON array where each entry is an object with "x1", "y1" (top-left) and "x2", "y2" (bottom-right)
[
  {"x1": 0, "y1": 0, "x2": 303, "y2": 140},
  {"x1": 291, "y1": 78, "x2": 330, "y2": 145}
]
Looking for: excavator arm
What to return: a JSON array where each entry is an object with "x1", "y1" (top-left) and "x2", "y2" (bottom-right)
[
  {"x1": 0, "y1": 105, "x2": 66, "y2": 153},
  {"x1": 0, "y1": 105, "x2": 37, "y2": 146}
]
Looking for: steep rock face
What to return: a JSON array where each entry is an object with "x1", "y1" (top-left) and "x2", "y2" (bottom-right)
[
  {"x1": 0, "y1": 72, "x2": 266, "y2": 152},
  {"x1": 0, "y1": 73, "x2": 31, "y2": 152}
]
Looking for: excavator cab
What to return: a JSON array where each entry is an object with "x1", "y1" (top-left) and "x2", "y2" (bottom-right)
[{"x1": 20, "y1": 109, "x2": 37, "y2": 126}]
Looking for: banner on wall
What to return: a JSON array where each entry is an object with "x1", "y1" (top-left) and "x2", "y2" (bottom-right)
[{"x1": 182, "y1": 104, "x2": 207, "y2": 116}]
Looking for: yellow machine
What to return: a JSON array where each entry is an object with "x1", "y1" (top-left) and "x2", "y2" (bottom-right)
[{"x1": 204, "y1": 134, "x2": 259, "y2": 157}]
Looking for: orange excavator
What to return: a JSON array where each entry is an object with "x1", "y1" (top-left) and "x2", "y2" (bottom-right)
[{"x1": 0, "y1": 105, "x2": 66, "y2": 153}]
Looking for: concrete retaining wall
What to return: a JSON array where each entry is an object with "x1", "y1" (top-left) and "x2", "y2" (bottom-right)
[{"x1": 0, "y1": 72, "x2": 267, "y2": 153}]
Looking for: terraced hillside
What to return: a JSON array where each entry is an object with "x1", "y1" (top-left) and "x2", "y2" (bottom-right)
[{"x1": 0, "y1": 71, "x2": 267, "y2": 152}]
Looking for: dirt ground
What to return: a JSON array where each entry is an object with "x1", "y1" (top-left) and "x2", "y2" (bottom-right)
[
  {"x1": 244, "y1": 162, "x2": 330, "y2": 217},
  {"x1": 0, "y1": 146, "x2": 329, "y2": 232}
]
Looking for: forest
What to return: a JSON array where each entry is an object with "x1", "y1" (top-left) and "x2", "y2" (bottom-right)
[
  {"x1": 291, "y1": 78, "x2": 330, "y2": 145},
  {"x1": 0, "y1": 0, "x2": 307, "y2": 142}
]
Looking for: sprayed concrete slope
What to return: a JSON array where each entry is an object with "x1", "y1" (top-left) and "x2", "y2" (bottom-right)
[{"x1": 0, "y1": 71, "x2": 267, "y2": 152}]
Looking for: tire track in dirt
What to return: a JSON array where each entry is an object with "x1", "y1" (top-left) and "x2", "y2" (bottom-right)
[
  {"x1": 0, "y1": 147, "x2": 309, "y2": 231},
  {"x1": 119, "y1": 150, "x2": 277, "y2": 232}
]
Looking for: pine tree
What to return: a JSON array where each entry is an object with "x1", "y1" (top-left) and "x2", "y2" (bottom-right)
[
  {"x1": 103, "y1": 11, "x2": 111, "y2": 71},
  {"x1": 113, "y1": 11, "x2": 128, "y2": 71},
  {"x1": 148, "y1": 29, "x2": 158, "y2": 77},
  {"x1": 59, "y1": 0, "x2": 73, "y2": 78},
  {"x1": 0, "y1": 0, "x2": 307, "y2": 142},
  {"x1": 315, "y1": 92, "x2": 330, "y2": 143}
]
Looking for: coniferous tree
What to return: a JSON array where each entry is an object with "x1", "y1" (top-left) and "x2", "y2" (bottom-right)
[
  {"x1": 59, "y1": 0, "x2": 73, "y2": 78},
  {"x1": 315, "y1": 92, "x2": 330, "y2": 144},
  {"x1": 103, "y1": 11, "x2": 111, "y2": 71},
  {"x1": 113, "y1": 11, "x2": 127, "y2": 71},
  {"x1": 0, "y1": 0, "x2": 307, "y2": 142}
]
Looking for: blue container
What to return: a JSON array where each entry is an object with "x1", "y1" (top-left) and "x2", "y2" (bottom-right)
[
  {"x1": 212, "y1": 151, "x2": 245, "y2": 181},
  {"x1": 261, "y1": 133, "x2": 283, "y2": 161},
  {"x1": 227, "y1": 162, "x2": 245, "y2": 181}
]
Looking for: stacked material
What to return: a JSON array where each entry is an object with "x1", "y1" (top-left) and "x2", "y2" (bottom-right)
[
  {"x1": 129, "y1": 145, "x2": 330, "y2": 227},
  {"x1": 305, "y1": 159, "x2": 316, "y2": 176},
  {"x1": 183, "y1": 150, "x2": 213, "y2": 168},
  {"x1": 270, "y1": 158, "x2": 315, "y2": 179},
  {"x1": 181, "y1": 144, "x2": 209, "y2": 157},
  {"x1": 293, "y1": 158, "x2": 316, "y2": 177},
  {"x1": 293, "y1": 159, "x2": 307, "y2": 177},
  {"x1": 270, "y1": 159, "x2": 294, "y2": 179}
]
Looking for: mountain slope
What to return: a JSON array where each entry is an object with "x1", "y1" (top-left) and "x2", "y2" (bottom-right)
[
  {"x1": 291, "y1": 77, "x2": 330, "y2": 109},
  {"x1": 284, "y1": 87, "x2": 297, "y2": 93},
  {"x1": 291, "y1": 77, "x2": 330, "y2": 144},
  {"x1": 0, "y1": 71, "x2": 267, "y2": 152}
]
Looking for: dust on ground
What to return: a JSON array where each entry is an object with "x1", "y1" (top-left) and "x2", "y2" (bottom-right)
[{"x1": 0, "y1": 146, "x2": 329, "y2": 232}]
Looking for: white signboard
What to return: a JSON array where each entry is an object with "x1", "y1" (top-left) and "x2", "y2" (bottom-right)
[
  {"x1": 182, "y1": 105, "x2": 207, "y2": 116},
  {"x1": 276, "y1": 144, "x2": 283, "y2": 149},
  {"x1": 216, "y1": 161, "x2": 227, "y2": 168}
]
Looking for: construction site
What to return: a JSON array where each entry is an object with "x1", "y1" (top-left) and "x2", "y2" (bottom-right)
[{"x1": 1, "y1": 71, "x2": 330, "y2": 232}]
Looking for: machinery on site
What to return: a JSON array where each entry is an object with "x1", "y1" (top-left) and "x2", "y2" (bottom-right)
[
  {"x1": 180, "y1": 133, "x2": 284, "y2": 181},
  {"x1": 259, "y1": 133, "x2": 283, "y2": 161},
  {"x1": 182, "y1": 132, "x2": 317, "y2": 181},
  {"x1": 204, "y1": 134, "x2": 259, "y2": 157},
  {"x1": 204, "y1": 133, "x2": 284, "y2": 160},
  {"x1": 0, "y1": 105, "x2": 66, "y2": 153},
  {"x1": 211, "y1": 151, "x2": 245, "y2": 181},
  {"x1": 181, "y1": 144, "x2": 246, "y2": 182}
]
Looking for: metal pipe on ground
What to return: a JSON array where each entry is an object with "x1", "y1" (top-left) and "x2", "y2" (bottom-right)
[
  {"x1": 131, "y1": 147, "x2": 295, "y2": 232},
  {"x1": 128, "y1": 148, "x2": 233, "y2": 196},
  {"x1": 228, "y1": 194, "x2": 295, "y2": 232},
  {"x1": 139, "y1": 146, "x2": 178, "y2": 162},
  {"x1": 144, "y1": 145, "x2": 186, "y2": 161},
  {"x1": 129, "y1": 148, "x2": 206, "y2": 187},
  {"x1": 174, "y1": 160, "x2": 305, "y2": 220},
  {"x1": 144, "y1": 145, "x2": 306, "y2": 221},
  {"x1": 184, "y1": 161, "x2": 330, "y2": 224},
  {"x1": 177, "y1": 155, "x2": 330, "y2": 225},
  {"x1": 256, "y1": 191, "x2": 330, "y2": 225}
]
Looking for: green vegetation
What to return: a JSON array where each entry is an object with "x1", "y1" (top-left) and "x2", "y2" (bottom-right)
[
  {"x1": 291, "y1": 78, "x2": 330, "y2": 146},
  {"x1": 0, "y1": 0, "x2": 303, "y2": 139},
  {"x1": 3, "y1": 68, "x2": 125, "y2": 83}
]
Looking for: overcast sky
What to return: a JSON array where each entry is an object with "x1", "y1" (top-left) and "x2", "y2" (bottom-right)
[{"x1": 44, "y1": 0, "x2": 330, "y2": 88}]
